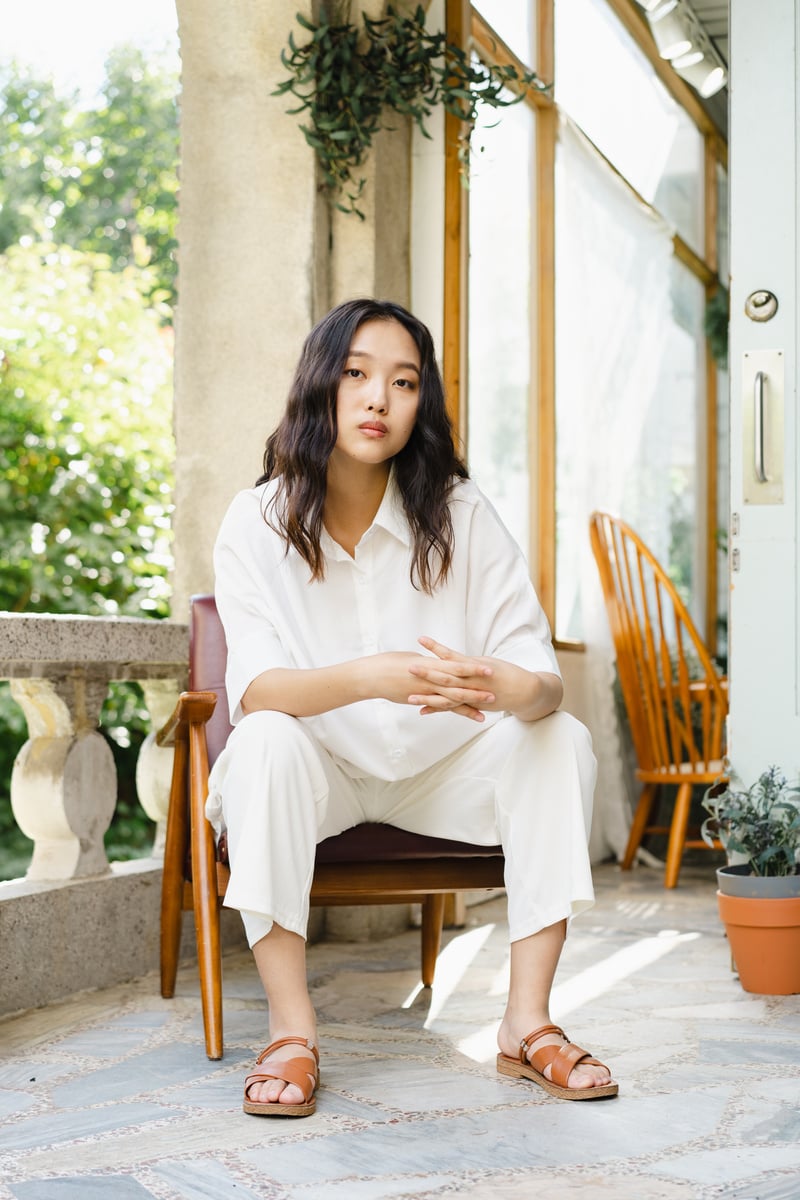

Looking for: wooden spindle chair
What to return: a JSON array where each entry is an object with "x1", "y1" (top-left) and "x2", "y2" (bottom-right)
[
  {"x1": 589, "y1": 512, "x2": 727, "y2": 887},
  {"x1": 158, "y1": 594, "x2": 506, "y2": 1059}
]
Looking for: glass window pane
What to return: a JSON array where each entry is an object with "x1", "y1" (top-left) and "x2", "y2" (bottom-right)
[
  {"x1": 554, "y1": 125, "x2": 707, "y2": 640},
  {"x1": 555, "y1": 0, "x2": 704, "y2": 253},
  {"x1": 473, "y1": 2, "x2": 534, "y2": 65},
  {"x1": 468, "y1": 95, "x2": 534, "y2": 558},
  {"x1": 717, "y1": 161, "x2": 729, "y2": 281}
]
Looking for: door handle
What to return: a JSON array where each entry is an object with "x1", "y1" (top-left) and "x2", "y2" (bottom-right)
[
  {"x1": 753, "y1": 370, "x2": 768, "y2": 483},
  {"x1": 742, "y1": 350, "x2": 783, "y2": 505}
]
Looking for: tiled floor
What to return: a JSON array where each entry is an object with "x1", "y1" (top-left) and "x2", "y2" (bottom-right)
[{"x1": 1, "y1": 862, "x2": 799, "y2": 1200}]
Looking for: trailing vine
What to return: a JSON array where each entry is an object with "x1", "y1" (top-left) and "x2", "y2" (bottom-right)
[
  {"x1": 704, "y1": 285, "x2": 729, "y2": 368},
  {"x1": 273, "y1": 4, "x2": 547, "y2": 217}
]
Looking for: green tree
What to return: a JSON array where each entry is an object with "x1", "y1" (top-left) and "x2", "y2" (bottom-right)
[
  {"x1": 0, "y1": 240, "x2": 174, "y2": 615},
  {"x1": 0, "y1": 48, "x2": 179, "y2": 307},
  {"x1": 0, "y1": 241, "x2": 174, "y2": 878},
  {"x1": 0, "y1": 51, "x2": 179, "y2": 878}
]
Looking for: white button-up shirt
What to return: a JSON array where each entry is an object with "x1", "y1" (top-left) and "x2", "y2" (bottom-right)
[{"x1": 213, "y1": 473, "x2": 560, "y2": 780}]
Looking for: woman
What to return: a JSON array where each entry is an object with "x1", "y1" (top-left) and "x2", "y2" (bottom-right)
[{"x1": 207, "y1": 298, "x2": 617, "y2": 1116}]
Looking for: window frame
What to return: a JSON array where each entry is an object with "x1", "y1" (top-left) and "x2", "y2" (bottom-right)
[{"x1": 445, "y1": 0, "x2": 728, "y2": 652}]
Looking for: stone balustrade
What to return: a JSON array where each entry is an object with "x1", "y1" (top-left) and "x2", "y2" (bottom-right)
[
  {"x1": 0, "y1": 612, "x2": 214, "y2": 1016},
  {"x1": 0, "y1": 612, "x2": 189, "y2": 882}
]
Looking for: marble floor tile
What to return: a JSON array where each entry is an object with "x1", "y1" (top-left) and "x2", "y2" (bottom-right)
[
  {"x1": 152, "y1": 1158, "x2": 265, "y2": 1200},
  {"x1": 2, "y1": 863, "x2": 799, "y2": 1200},
  {"x1": 648, "y1": 1144, "x2": 800, "y2": 1186},
  {"x1": 717, "y1": 1171, "x2": 800, "y2": 1200},
  {"x1": 0, "y1": 1100, "x2": 182, "y2": 1154},
  {"x1": 10, "y1": 1176, "x2": 156, "y2": 1199},
  {"x1": 0, "y1": 1090, "x2": 36, "y2": 1120},
  {"x1": 49, "y1": 1042, "x2": 245, "y2": 1108}
]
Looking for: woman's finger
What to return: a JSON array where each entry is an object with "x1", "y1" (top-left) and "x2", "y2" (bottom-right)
[
  {"x1": 418, "y1": 702, "x2": 485, "y2": 722},
  {"x1": 418, "y1": 636, "x2": 492, "y2": 673},
  {"x1": 408, "y1": 688, "x2": 495, "y2": 708},
  {"x1": 408, "y1": 663, "x2": 485, "y2": 685}
]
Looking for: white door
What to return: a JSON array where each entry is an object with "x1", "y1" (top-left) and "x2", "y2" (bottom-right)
[{"x1": 728, "y1": 0, "x2": 800, "y2": 781}]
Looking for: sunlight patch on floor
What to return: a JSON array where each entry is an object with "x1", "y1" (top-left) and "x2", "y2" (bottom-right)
[
  {"x1": 552, "y1": 930, "x2": 702, "y2": 1019},
  {"x1": 455, "y1": 929, "x2": 702, "y2": 1063},
  {"x1": 401, "y1": 922, "x2": 496, "y2": 1026}
]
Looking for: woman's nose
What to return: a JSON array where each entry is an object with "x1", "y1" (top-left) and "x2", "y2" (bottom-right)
[{"x1": 366, "y1": 381, "x2": 389, "y2": 412}]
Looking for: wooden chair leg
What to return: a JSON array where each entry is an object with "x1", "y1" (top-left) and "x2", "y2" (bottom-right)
[
  {"x1": 421, "y1": 893, "x2": 446, "y2": 987},
  {"x1": 160, "y1": 736, "x2": 189, "y2": 999},
  {"x1": 620, "y1": 782, "x2": 658, "y2": 869},
  {"x1": 664, "y1": 781, "x2": 693, "y2": 889},
  {"x1": 188, "y1": 724, "x2": 223, "y2": 1060}
]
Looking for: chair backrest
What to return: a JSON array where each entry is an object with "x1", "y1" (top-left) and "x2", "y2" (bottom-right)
[
  {"x1": 189, "y1": 594, "x2": 233, "y2": 770},
  {"x1": 589, "y1": 511, "x2": 727, "y2": 774}
]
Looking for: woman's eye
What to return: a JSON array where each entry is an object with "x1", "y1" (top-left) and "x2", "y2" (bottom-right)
[
  {"x1": 344, "y1": 367, "x2": 363, "y2": 379},
  {"x1": 395, "y1": 378, "x2": 416, "y2": 389}
]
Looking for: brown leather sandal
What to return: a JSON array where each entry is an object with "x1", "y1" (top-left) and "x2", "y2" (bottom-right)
[
  {"x1": 243, "y1": 1036, "x2": 320, "y2": 1116},
  {"x1": 497, "y1": 1023, "x2": 618, "y2": 1101}
]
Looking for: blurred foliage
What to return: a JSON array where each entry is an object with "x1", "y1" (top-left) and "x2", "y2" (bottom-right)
[
  {"x1": 704, "y1": 286, "x2": 729, "y2": 370},
  {"x1": 0, "y1": 685, "x2": 32, "y2": 880},
  {"x1": 0, "y1": 240, "x2": 174, "y2": 615},
  {"x1": 100, "y1": 683, "x2": 156, "y2": 864},
  {"x1": 0, "y1": 49, "x2": 179, "y2": 879},
  {"x1": 0, "y1": 48, "x2": 179, "y2": 308}
]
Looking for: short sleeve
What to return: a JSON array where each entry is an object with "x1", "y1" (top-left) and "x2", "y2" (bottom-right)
[
  {"x1": 463, "y1": 487, "x2": 561, "y2": 679},
  {"x1": 213, "y1": 489, "x2": 293, "y2": 724}
]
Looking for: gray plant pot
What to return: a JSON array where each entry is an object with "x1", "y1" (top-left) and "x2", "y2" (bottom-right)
[{"x1": 717, "y1": 863, "x2": 800, "y2": 899}]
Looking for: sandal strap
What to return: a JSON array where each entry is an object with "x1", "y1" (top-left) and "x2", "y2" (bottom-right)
[
  {"x1": 244, "y1": 1056, "x2": 318, "y2": 1102},
  {"x1": 256, "y1": 1036, "x2": 319, "y2": 1065},
  {"x1": 520, "y1": 1025, "x2": 607, "y2": 1090},
  {"x1": 244, "y1": 1037, "x2": 320, "y2": 1104},
  {"x1": 518, "y1": 1024, "x2": 565, "y2": 1063}
]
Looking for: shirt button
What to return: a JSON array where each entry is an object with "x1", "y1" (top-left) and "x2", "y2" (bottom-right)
[{"x1": 390, "y1": 749, "x2": 403, "y2": 759}]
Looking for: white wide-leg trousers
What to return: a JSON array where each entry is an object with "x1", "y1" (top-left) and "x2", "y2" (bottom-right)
[{"x1": 205, "y1": 709, "x2": 597, "y2": 948}]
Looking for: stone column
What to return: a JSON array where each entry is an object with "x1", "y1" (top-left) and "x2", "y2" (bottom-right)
[{"x1": 172, "y1": 0, "x2": 323, "y2": 616}]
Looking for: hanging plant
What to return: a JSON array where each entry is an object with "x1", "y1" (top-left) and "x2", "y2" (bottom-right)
[
  {"x1": 705, "y1": 285, "x2": 729, "y2": 368},
  {"x1": 273, "y1": 4, "x2": 547, "y2": 217}
]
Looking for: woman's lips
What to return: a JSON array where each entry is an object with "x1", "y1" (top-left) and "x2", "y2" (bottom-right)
[{"x1": 359, "y1": 422, "x2": 387, "y2": 437}]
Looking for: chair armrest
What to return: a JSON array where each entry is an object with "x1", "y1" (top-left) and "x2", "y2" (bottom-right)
[{"x1": 156, "y1": 690, "x2": 218, "y2": 747}]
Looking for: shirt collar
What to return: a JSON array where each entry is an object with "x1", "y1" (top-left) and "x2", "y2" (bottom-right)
[
  {"x1": 371, "y1": 467, "x2": 411, "y2": 547},
  {"x1": 320, "y1": 467, "x2": 411, "y2": 561}
]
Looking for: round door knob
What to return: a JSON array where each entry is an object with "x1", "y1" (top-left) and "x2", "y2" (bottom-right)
[{"x1": 744, "y1": 290, "x2": 778, "y2": 322}]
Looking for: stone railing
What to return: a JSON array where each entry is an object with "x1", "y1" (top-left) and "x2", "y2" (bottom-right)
[
  {"x1": 0, "y1": 612, "x2": 189, "y2": 880},
  {"x1": 0, "y1": 612, "x2": 239, "y2": 1016}
]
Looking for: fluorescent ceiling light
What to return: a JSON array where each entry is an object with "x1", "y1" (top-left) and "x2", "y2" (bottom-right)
[
  {"x1": 651, "y1": 11, "x2": 694, "y2": 59},
  {"x1": 672, "y1": 49, "x2": 704, "y2": 68},
  {"x1": 641, "y1": 0, "x2": 728, "y2": 97},
  {"x1": 649, "y1": 0, "x2": 679, "y2": 17},
  {"x1": 673, "y1": 58, "x2": 728, "y2": 97}
]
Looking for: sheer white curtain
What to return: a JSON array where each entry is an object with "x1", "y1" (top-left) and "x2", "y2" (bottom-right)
[{"x1": 554, "y1": 116, "x2": 674, "y2": 862}]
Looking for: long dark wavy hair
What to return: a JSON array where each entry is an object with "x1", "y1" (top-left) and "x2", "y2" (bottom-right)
[{"x1": 258, "y1": 298, "x2": 468, "y2": 593}]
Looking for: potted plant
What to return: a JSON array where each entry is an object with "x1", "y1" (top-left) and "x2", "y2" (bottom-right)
[{"x1": 701, "y1": 766, "x2": 800, "y2": 994}]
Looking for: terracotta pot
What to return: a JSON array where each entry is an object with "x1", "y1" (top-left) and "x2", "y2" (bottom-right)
[{"x1": 717, "y1": 891, "x2": 800, "y2": 994}]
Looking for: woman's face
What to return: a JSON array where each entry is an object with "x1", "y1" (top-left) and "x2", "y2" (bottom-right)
[{"x1": 331, "y1": 318, "x2": 421, "y2": 472}]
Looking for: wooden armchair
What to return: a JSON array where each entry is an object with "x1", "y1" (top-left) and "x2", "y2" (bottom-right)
[
  {"x1": 589, "y1": 512, "x2": 727, "y2": 888},
  {"x1": 158, "y1": 594, "x2": 505, "y2": 1059}
]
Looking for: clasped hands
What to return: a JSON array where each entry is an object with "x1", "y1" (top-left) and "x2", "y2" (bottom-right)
[{"x1": 386, "y1": 636, "x2": 497, "y2": 723}]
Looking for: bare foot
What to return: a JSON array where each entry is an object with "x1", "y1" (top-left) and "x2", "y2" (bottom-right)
[
  {"x1": 498, "y1": 1018, "x2": 614, "y2": 1091},
  {"x1": 244, "y1": 1037, "x2": 318, "y2": 1107}
]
